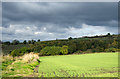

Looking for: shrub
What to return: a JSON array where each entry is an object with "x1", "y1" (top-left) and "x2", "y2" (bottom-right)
[
  {"x1": 33, "y1": 46, "x2": 42, "y2": 53},
  {"x1": 117, "y1": 49, "x2": 120, "y2": 52},
  {"x1": 61, "y1": 45, "x2": 68, "y2": 55},
  {"x1": 20, "y1": 47, "x2": 30, "y2": 55},
  {"x1": 74, "y1": 50, "x2": 83, "y2": 54},
  {"x1": 105, "y1": 48, "x2": 117, "y2": 52},
  {"x1": 68, "y1": 43, "x2": 76, "y2": 54},
  {"x1": 85, "y1": 49, "x2": 93, "y2": 53},
  {"x1": 93, "y1": 48, "x2": 104, "y2": 52},
  {"x1": 10, "y1": 47, "x2": 31, "y2": 57},
  {"x1": 10, "y1": 49, "x2": 20, "y2": 57},
  {"x1": 40, "y1": 46, "x2": 62, "y2": 56}
]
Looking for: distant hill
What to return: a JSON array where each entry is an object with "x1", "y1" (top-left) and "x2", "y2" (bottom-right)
[{"x1": 1, "y1": 34, "x2": 120, "y2": 55}]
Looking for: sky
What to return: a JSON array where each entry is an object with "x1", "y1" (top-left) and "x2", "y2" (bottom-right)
[{"x1": 1, "y1": 2, "x2": 118, "y2": 41}]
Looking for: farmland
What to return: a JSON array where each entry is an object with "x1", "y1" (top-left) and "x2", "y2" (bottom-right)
[
  {"x1": 38, "y1": 52, "x2": 118, "y2": 77},
  {"x1": 1, "y1": 2, "x2": 119, "y2": 78},
  {"x1": 1, "y1": 52, "x2": 119, "y2": 77},
  {"x1": 1, "y1": 34, "x2": 119, "y2": 77}
]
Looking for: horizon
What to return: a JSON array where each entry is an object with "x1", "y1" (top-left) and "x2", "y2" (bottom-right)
[{"x1": 1, "y1": 33, "x2": 118, "y2": 42}]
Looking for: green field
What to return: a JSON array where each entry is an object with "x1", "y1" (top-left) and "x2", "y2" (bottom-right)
[{"x1": 38, "y1": 53, "x2": 118, "y2": 77}]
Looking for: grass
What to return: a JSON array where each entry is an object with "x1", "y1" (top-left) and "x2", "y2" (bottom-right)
[
  {"x1": 2, "y1": 61, "x2": 39, "y2": 77},
  {"x1": 1, "y1": 52, "x2": 119, "y2": 77},
  {"x1": 38, "y1": 52, "x2": 118, "y2": 77},
  {"x1": 2, "y1": 53, "x2": 40, "y2": 77}
]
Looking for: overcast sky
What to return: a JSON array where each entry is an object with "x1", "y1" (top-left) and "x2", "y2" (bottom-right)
[{"x1": 2, "y1": 2, "x2": 118, "y2": 41}]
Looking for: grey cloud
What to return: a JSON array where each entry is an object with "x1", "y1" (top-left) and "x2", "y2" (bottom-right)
[
  {"x1": 2, "y1": 2, "x2": 118, "y2": 27},
  {"x1": 2, "y1": 2, "x2": 118, "y2": 41}
]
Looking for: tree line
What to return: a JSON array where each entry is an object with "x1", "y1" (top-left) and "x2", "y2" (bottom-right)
[
  {"x1": 1, "y1": 33, "x2": 120, "y2": 57},
  {"x1": 2, "y1": 39, "x2": 41, "y2": 45}
]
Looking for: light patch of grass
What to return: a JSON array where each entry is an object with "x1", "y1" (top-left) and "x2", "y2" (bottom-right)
[
  {"x1": 22, "y1": 52, "x2": 39, "y2": 63},
  {"x1": 38, "y1": 52, "x2": 118, "y2": 77}
]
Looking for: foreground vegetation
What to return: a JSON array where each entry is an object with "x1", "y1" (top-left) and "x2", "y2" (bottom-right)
[
  {"x1": 2, "y1": 53, "x2": 40, "y2": 77},
  {"x1": 38, "y1": 52, "x2": 118, "y2": 77},
  {"x1": 2, "y1": 52, "x2": 119, "y2": 77}
]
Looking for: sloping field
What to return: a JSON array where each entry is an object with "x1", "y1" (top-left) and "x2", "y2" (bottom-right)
[{"x1": 38, "y1": 53, "x2": 118, "y2": 77}]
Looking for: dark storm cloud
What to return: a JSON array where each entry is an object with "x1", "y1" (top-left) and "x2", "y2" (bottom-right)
[
  {"x1": 2, "y1": 2, "x2": 118, "y2": 27},
  {"x1": 2, "y1": 2, "x2": 118, "y2": 41}
]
